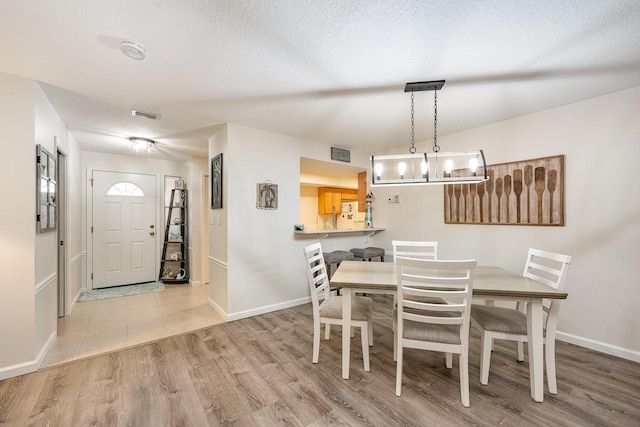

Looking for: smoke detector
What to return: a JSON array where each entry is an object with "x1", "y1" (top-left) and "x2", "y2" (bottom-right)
[{"x1": 120, "y1": 40, "x2": 146, "y2": 60}]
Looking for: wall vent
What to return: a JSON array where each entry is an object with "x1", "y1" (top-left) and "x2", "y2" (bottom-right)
[{"x1": 131, "y1": 109, "x2": 161, "y2": 120}]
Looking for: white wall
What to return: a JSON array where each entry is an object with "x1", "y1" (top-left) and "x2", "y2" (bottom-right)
[
  {"x1": 208, "y1": 126, "x2": 229, "y2": 313},
  {"x1": 0, "y1": 73, "x2": 37, "y2": 378},
  {"x1": 209, "y1": 123, "x2": 379, "y2": 320},
  {"x1": 186, "y1": 155, "x2": 209, "y2": 286},
  {"x1": 372, "y1": 86, "x2": 640, "y2": 360}
]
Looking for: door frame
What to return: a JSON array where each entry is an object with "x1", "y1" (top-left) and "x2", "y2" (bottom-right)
[
  {"x1": 56, "y1": 142, "x2": 67, "y2": 316},
  {"x1": 87, "y1": 168, "x2": 160, "y2": 290}
]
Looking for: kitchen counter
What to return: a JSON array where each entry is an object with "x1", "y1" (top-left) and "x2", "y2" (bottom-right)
[{"x1": 294, "y1": 227, "x2": 384, "y2": 238}]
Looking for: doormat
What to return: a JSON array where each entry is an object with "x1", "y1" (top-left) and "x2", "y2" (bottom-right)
[{"x1": 79, "y1": 282, "x2": 165, "y2": 302}]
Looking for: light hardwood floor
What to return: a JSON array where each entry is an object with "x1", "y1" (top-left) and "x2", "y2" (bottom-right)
[{"x1": 2, "y1": 295, "x2": 639, "y2": 426}]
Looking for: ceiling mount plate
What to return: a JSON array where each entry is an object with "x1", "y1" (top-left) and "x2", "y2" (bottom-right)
[{"x1": 404, "y1": 80, "x2": 445, "y2": 92}]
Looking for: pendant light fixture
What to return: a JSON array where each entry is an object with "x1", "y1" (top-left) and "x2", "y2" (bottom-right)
[{"x1": 371, "y1": 80, "x2": 487, "y2": 186}]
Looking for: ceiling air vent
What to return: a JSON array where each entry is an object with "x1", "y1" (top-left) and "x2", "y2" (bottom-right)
[{"x1": 131, "y1": 109, "x2": 161, "y2": 120}]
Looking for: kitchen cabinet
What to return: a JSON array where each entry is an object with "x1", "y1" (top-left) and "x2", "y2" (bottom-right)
[
  {"x1": 358, "y1": 172, "x2": 367, "y2": 212},
  {"x1": 318, "y1": 187, "x2": 343, "y2": 214},
  {"x1": 317, "y1": 187, "x2": 359, "y2": 214},
  {"x1": 341, "y1": 188, "x2": 358, "y2": 200}
]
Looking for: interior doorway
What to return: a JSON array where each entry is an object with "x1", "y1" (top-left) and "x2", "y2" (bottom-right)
[{"x1": 91, "y1": 171, "x2": 157, "y2": 289}]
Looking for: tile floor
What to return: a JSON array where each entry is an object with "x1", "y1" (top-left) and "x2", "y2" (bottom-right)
[{"x1": 41, "y1": 283, "x2": 225, "y2": 368}]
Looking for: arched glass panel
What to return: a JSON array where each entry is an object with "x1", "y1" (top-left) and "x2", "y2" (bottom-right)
[{"x1": 106, "y1": 182, "x2": 144, "y2": 197}]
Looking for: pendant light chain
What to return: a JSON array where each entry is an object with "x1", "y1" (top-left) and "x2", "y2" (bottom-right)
[
  {"x1": 433, "y1": 90, "x2": 440, "y2": 153},
  {"x1": 409, "y1": 91, "x2": 416, "y2": 154}
]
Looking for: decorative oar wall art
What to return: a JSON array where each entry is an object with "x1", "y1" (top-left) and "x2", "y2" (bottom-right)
[{"x1": 444, "y1": 155, "x2": 564, "y2": 226}]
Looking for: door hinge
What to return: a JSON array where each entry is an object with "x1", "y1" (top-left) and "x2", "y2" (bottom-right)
[
  {"x1": 91, "y1": 273, "x2": 93, "y2": 280},
  {"x1": 90, "y1": 178, "x2": 94, "y2": 186},
  {"x1": 91, "y1": 226, "x2": 93, "y2": 233}
]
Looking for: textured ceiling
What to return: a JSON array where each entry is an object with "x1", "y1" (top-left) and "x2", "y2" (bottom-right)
[{"x1": 1, "y1": 0, "x2": 639, "y2": 162}]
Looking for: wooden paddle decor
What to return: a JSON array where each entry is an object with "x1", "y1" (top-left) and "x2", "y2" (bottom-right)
[{"x1": 444, "y1": 154, "x2": 564, "y2": 226}]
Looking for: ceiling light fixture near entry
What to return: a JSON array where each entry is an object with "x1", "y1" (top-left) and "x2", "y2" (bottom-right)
[
  {"x1": 120, "y1": 40, "x2": 146, "y2": 60},
  {"x1": 129, "y1": 137, "x2": 154, "y2": 153}
]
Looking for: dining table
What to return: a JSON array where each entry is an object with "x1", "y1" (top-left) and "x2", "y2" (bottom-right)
[{"x1": 329, "y1": 260, "x2": 568, "y2": 403}]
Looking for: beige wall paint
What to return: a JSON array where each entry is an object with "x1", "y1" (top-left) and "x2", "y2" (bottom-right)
[{"x1": 0, "y1": 73, "x2": 37, "y2": 378}]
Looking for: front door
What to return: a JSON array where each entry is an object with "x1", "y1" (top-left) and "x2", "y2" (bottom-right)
[{"x1": 92, "y1": 171, "x2": 156, "y2": 289}]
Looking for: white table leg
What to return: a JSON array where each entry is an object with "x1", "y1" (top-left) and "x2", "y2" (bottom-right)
[
  {"x1": 527, "y1": 298, "x2": 544, "y2": 402},
  {"x1": 342, "y1": 287, "x2": 352, "y2": 379}
]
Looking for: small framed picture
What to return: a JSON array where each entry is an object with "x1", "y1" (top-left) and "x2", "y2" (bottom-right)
[
  {"x1": 175, "y1": 180, "x2": 185, "y2": 189},
  {"x1": 211, "y1": 153, "x2": 223, "y2": 209}
]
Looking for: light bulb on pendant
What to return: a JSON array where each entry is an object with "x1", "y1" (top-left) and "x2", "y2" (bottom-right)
[
  {"x1": 374, "y1": 163, "x2": 383, "y2": 180},
  {"x1": 444, "y1": 159, "x2": 454, "y2": 178},
  {"x1": 398, "y1": 162, "x2": 407, "y2": 179},
  {"x1": 421, "y1": 159, "x2": 428, "y2": 178},
  {"x1": 469, "y1": 158, "x2": 479, "y2": 176}
]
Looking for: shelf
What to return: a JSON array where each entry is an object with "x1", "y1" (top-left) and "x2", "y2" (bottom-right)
[
  {"x1": 161, "y1": 278, "x2": 189, "y2": 284},
  {"x1": 294, "y1": 227, "x2": 385, "y2": 238},
  {"x1": 160, "y1": 188, "x2": 189, "y2": 283}
]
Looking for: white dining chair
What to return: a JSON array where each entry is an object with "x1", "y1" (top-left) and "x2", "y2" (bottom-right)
[
  {"x1": 302, "y1": 242, "x2": 373, "y2": 371},
  {"x1": 394, "y1": 256, "x2": 477, "y2": 407},
  {"x1": 471, "y1": 248, "x2": 571, "y2": 394},
  {"x1": 392, "y1": 240, "x2": 438, "y2": 262},
  {"x1": 392, "y1": 240, "x2": 440, "y2": 360}
]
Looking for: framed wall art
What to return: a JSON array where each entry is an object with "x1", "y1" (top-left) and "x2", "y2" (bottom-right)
[
  {"x1": 331, "y1": 146, "x2": 351, "y2": 162},
  {"x1": 256, "y1": 181, "x2": 278, "y2": 209},
  {"x1": 36, "y1": 144, "x2": 57, "y2": 233},
  {"x1": 211, "y1": 153, "x2": 223, "y2": 209},
  {"x1": 444, "y1": 154, "x2": 564, "y2": 226}
]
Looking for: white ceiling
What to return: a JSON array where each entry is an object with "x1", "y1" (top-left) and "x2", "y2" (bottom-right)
[{"x1": 2, "y1": 1, "x2": 639, "y2": 162}]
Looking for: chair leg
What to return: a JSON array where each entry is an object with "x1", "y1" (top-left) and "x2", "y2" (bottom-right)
[
  {"x1": 324, "y1": 324, "x2": 331, "y2": 340},
  {"x1": 460, "y1": 350, "x2": 470, "y2": 407},
  {"x1": 546, "y1": 338, "x2": 557, "y2": 394},
  {"x1": 393, "y1": 318, "x2": 397, "y2": 361},
  {"x1": 395, "y1": 345, "x2": 404, "y2": 396},
  {"x1": 361, "y1": 324, "x2": 370, "y2": 372},
  {"x1": 312, "y1": 320, "x2": 321, "y2": 363},
  {"x1": 480, "y1": 332, "x2": 492, "y2": 385},
  {"x1": 445, "y1": 352, "x2": 453, "y2": 369},
  {"x1": 517, "y1": 341, "x2": 524, "y2": 361},
  {"x1": 368, "y1": 318, "x2": 373, "y2": 346}
]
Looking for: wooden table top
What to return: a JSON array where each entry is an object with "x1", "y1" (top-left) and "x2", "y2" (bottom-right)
[{"x1": 330, "y1": 261, "x2": 567, "y2": 300}]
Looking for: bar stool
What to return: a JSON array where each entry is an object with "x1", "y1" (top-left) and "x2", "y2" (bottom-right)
[
  {"x1": 350, "y1": 247, "x2": 385, "y2": 262},
  {"x1": 323, "y1": 250, "x2": 355, "y2": 279}
]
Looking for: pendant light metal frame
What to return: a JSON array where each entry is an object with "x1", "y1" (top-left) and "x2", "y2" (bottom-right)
[{"x1": 371, "y1": 80, "x2": 488, "y2": 186}]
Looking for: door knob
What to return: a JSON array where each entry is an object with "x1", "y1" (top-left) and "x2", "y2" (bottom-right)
[
  {"x1": 150, "y1": 224, "x2": 155, "y2": 229},
  {"x1": 150, "y1": 231, "x2": 155, "y2": 236}
]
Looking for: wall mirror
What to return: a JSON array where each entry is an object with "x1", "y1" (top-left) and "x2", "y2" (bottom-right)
[{"x1": 36, "y1": 144, "x2": 57, "y2": 233}]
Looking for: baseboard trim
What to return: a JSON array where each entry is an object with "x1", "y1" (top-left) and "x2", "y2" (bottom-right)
[
  {"x1": 209, "y1": 296, "x2": 311, "y2": 322},
  {"x1": 0, "y1": 359, "x2": 38, "y2": 380},
  {"x1": 557, "y1": 331, "x2": 640, "y2": 362},
  {"x1": 37, "y1": 330, "x2": 57, "y2": 369}
]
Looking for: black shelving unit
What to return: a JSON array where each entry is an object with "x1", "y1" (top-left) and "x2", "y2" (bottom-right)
[{"x1": 159, "y1": 189, "x2": 189, "y2": 283}]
